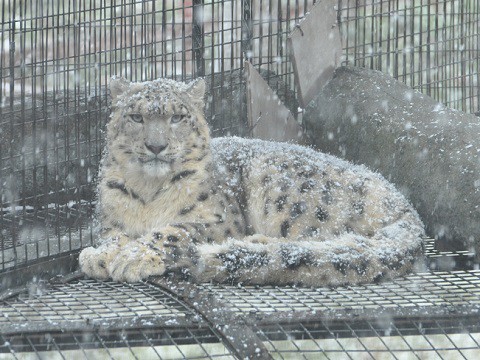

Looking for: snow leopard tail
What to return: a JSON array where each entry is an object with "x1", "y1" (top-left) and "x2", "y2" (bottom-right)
[{"x1": 192, "y1": 212, "x2": 425, "y2": 287}]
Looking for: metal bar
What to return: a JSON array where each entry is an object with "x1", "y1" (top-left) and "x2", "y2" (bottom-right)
[
  {"x1": 241, "y1": 0, "x2": 253, "y2": 60},
  {"x1": 244, "y1": 305, "x2": 480, "y2": 331},
  {"x1": 151, "y1": 277, "x2": 273, "y2": 360},
  {"x1": 192, "y1": 0, "x2": 205, "y2": 76},
  {"x1": 1, "y1": 327, "x2": 231, "y2": 355}
]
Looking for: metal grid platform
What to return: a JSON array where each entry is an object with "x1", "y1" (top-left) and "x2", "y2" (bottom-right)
[{"x1": 0, "y1": 241, "x2": 479, "y2": 359}]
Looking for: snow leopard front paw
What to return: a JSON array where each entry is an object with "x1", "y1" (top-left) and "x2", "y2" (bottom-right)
[
  {"x1": 107, "y1": 239, "x2": 166, "y2": 282},
  {"x1": 79, "y1": 236, "x2": 166, "y2": 282},
  {"x1": 79, "y1": 243, "x2": 116, "y2": 280}
]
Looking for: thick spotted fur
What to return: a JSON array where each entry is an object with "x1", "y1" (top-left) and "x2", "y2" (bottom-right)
[{"x1": 79, "y1": 77, "x2": 425, "y2": 286}]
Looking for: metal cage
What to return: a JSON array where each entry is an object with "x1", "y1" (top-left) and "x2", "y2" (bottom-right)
[{"x1": 1, "y1": 0, "x2": 479, "y2": 358}]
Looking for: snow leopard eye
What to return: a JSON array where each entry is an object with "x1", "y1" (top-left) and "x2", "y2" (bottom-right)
[
  {"x1": 129, "y1": 114, "x2": 144, "y2": 123},
  {"x1": 171, "y1": 114, "x2": 186, "y2": 124}
]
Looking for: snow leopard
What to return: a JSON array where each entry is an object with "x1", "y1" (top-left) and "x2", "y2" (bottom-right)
[{"x1": 79, "y1": 76, "x2": 425, "y2": 286}]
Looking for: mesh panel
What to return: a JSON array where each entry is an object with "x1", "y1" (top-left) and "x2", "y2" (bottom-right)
[
  {"x1": 0, "y1": 280, "x2": 193, "y2": 325},
  {"x1": 339, "y1": 0, "x2": 480, "y2": 113},
  {"x1": 0, "y1": 245, "x2": 479, "y2": 358},
  {"x1": 0, "y1": 0, "x2": 314, "y2": 270},
  {"x1": 256, "y1": 317, "x2": 480, "y2": 359},
  {"x1": 2, "y1": 329, "x2": 232, "y2": 360},
  {"x1": 0, "y1": 280, "x2": 234, "y2": 359},
  {"x1": 197, "y1": 270, "x2": 480, "y2": 314}
]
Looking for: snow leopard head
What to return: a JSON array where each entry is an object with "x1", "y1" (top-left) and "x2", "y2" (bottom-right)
[{"x1": 106, "y1": 77, "x2": 209, "y2": 178}]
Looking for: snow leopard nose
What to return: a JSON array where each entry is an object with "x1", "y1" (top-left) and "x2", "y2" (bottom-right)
[{"x1": 145, "y1": 143, "x2": 167, "y2": 155}]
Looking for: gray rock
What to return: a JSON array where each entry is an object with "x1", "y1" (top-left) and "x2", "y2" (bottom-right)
[{"x1": 304, "y1": 66, "x2": 480, "y2": 253}]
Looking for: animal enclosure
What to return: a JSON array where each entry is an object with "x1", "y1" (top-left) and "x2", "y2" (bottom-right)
[{"x1": 1, "y1": 0, "x2": 479, "y2": 358}]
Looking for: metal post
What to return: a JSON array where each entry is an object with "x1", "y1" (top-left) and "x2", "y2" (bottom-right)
[
  {"x1": 241, "y1": 0, "x2": 253, "y2": 61},
  {"x1": 192, "y1": 0, "x2": 205, "y2": 77}
]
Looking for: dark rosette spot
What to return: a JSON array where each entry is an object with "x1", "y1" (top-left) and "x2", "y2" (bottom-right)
[
  {"x1": 290, "y1": 201, "x2": 307, "y2": 219},
  {"x1": 332, "y1": 259, "x2": 349, "y2": 275},
  {"x1": 217, "y1": 247, "x2": 269, "y2": 274},
  {"x1": 197, "y1": 192, "x2": 209, "y2": 201},
  {"x1": 275, "y1": 195, "x2": 288, "y2": 212},
  {"x1": 280, "y1": 244, "x2": 314, "y2": 269},
  {"x1": 352, "y1": 201, "x2": 365, "y2": 215},
  {"x1": 167, "y1": 235, "x2": 179, "y2": 242},
  {"x1": 315, "y1": 206, "x2": 329, "y2": 222},
  {"x1": 179, "y1": 204, "x2": 196, "y2": 215},
  {"x1": 299, "y1": 180, "x2": 316, "y2": 193},
  {"x1": 280, "y1": 220, "x2": 290, "y2": 238}
]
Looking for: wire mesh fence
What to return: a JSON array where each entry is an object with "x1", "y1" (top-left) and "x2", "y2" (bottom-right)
[
  {"x1": 1, "y1": 0, "x2": 479, "y2": 272},
  {"x1": 339, "y1": 0, "x2": 480, "y2": 113},
  {"x1": 0, "y1": 0, "x2": 479, "y2": 357}
]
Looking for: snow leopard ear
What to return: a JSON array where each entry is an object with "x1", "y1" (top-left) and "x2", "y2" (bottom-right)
[
  {"x1": 110, "y1": 76, "x2": 131, "y2": 101},
  {"x1": 187, "y1": 78, "x2": 206, "y2": 102}
]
